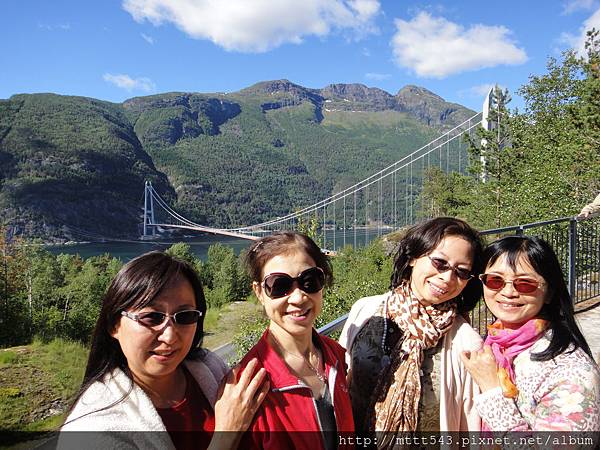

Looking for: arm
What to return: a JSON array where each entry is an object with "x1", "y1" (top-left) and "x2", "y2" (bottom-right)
[{"x1": 463, "y1": 349, "x2": 600, "y2": 431}]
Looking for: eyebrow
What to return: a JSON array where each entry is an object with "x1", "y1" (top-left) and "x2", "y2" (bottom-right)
[
  {"x1": 431, "y1": 252, "x2": 472, "y2": 267},
  {"x1": 486, "y1": 270, "x2": 537, "y2": 277}
]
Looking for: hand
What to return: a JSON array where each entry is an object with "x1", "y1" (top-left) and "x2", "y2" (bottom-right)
[
  {"x1": 214, "y1": 358, "x2": 270, "y2": 431},
  {"x1": 209, "y1": 358, "x2": 270, "y2": 450},
  {"x1": 460, "y1": 345, "x2": 501, "y2": 392}
]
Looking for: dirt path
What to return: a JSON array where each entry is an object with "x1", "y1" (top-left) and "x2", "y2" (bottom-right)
[{"x1": 203, "y1": 301, "x2": 263, "y2": 350}]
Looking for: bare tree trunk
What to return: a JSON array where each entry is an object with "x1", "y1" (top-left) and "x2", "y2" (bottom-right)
[{"x1": 63, "y1": 296, "x2": 69, "y2": 321}]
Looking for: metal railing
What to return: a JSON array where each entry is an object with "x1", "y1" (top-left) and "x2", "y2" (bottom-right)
[{"x1": 320, "y1": 214, "x2": 600, "y2": 338}]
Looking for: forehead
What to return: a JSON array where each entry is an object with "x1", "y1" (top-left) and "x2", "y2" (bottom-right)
[
  {"x1": 261, "y1": 250, "x2": 316, "y2": 277},
  {"x1": 430, "y1": 235, "x2": 474, "y2": 262},
  {"x1": 148, "y1": 277, "x2": 196, "y2": 309},
  {"x1": 486, "y1": 252, "x2": 536, "y2": 274}
]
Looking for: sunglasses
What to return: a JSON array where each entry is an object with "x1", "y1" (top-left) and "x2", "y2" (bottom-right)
[
  {"x1": 121, "y1": 309, "x2": 202, "y2": 329},
  {"x1": 428, "y1": 256, "x2": 473, "y2": 281},
  {"x1": 479, "y1": 274, "x2": 544, "y2": 294},
  {"x1": 262, "y1": 267, "x2": 325, "y2": 299}
]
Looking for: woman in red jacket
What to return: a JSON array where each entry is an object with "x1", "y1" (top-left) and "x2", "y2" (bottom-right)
[{"x1": 239, "y1": 231, "x2": 354, "y2": 450}]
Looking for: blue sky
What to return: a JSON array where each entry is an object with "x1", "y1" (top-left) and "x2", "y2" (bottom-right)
[{"x1": 2, "y1": 0, "x2": 599, "y2": 111}]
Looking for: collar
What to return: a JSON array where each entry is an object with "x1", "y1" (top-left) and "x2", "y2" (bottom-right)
[{"x1": 253, "y1": 328, "x2": 337, "y2": 390}]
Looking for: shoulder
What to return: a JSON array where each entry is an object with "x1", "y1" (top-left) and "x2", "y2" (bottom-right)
[
  {"x1": 446, "y1": 315, "x2": 484, "y2": 354},
  {"x1": 538, "y1": 342, "x2": 600, "y2": 385},
  {"x1": 186, "y1": 349, "x2": 228, "y2": 380},
  {"x1": 62, "y1": 370, "x2": 137, "y2": 431},
  {"x1": 318, "y1": 334, "x2": 346, "y2": 360},
  {"x1": 237, "y1": 331, "x2": 269, "y2": 370},
  {"x1": 348, "y1": 293, "x2": 388, "y2": 318},
  {"x1": 339, "y1": 293, "x2": 388, "y2": 350}
]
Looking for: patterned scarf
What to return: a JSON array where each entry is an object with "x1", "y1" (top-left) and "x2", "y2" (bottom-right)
[
  {"x1": 485, "y1": 318, "x2": 549, "y2": 398},
  {"x1": 371, "y1": 284, "x2": 457, "y2": 447}
]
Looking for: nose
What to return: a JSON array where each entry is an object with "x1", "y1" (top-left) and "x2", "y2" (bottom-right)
[
  {"x1": 286, "y1": 284, "x2": 307, "y2": 304},
  {"x1": 438, "y1": 268, "x2": 454, "y2": 283},
  {"x1": 500, "y1": 281, "x2": 518, "y2": 297},
  {"x1": 157, "y1": 319, "x2": 179, "y2": 343}
]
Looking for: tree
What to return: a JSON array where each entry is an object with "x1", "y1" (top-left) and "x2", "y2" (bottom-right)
[
  {"x1": 418, "y1": 167, "x2": 472, "y2": 219},
  {"x1": 464, "y1": 85, "x2": 515, "y2": 228},
  {"x1": 509, "y1": 32, "x2": 600, "y2": 219}
]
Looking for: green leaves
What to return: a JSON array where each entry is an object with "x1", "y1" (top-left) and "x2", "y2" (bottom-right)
[{"x1": 421, "y1": 32, "x2": 600, "y2": 229}]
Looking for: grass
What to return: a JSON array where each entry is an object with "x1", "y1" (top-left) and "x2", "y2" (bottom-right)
[
  {"x1": 0, "y1": 338, "x2": 88, "y2": 433},
  {"x1": 0, "y1": 351, "x2": 19, "y2": 366},
  {"x1": 0, "y1": 300, "x2": 264, "y2": 434},
  {"x1": 203, "y1": 300, "x2": 263, "y2": 350}
]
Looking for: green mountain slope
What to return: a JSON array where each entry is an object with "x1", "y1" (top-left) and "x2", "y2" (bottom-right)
[
  {"x1": 0, "y1": 81, "x2": 474, "y2": 241},
  {"x1": 0, "y1": 94, "x2": 173, "y2": 240}
]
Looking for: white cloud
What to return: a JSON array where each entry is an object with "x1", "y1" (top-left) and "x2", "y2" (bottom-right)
[
  {"x1": 103, "y1": 73, "x2": 156, "y2": 92},
  {"x1": 391, "y1": 12, "x2": 527, "y2": 78},
  {"x1": 122, "y1": 0, "x2": 380, "y2": 53},
  {"x1": 141, "y1": 33, "x2": 155, "y2": 44},
  {"x1": 365, "y1": 72, "x2": 391, "y2": 81},
  {"x1": 560, "y1": 7, "x2": 600, "y2": 55},
  {"x1": 563, "y1": 0, "x2": 597, "y2": 14}
]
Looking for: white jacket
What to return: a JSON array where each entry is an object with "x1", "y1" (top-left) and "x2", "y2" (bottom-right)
[
  {"x1": 58, "y1": 351, "x2": 228, "y2": 449},
  {"x1": 338, "y1": 293, "x2": 483, "y2": 432}
]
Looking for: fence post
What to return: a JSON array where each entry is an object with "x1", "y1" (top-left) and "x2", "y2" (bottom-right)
[{"x1": 568, "y1": 218, "x2": 577, "y2": 299}]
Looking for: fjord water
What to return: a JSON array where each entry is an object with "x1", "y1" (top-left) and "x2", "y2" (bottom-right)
[{"x1": 46, "y1": 229, "x2": 382, "y2": 261}]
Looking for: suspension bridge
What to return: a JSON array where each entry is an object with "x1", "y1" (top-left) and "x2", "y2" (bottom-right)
[{"x1": 142, "y1": 97, "x2": 490, "y2": 248}]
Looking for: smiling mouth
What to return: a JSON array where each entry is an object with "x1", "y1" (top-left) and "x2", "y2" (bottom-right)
[
  {"x1": 151, "y1": 350, "x2": 176, "y2": 357},
  {"x1": 497, "y1": 301, "x2": 524, "y2": 308},
  {"x1": 428, "y1": 282, "x2": 448, "y2": 295},
  {"x1": 287, "y1": 308, "x2": 311, "y2": 318}
]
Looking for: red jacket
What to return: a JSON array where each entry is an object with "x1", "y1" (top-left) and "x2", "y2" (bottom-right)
[{"x1": 239, "y1": 329, "x2": 355, "y2": 450}]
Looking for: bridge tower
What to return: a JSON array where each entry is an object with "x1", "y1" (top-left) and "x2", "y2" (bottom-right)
[{"x1": 142, "y1": 181, "x2": 156, "y2": 239}]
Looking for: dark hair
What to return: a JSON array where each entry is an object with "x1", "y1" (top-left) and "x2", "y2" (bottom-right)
[
  {"x1": 65, "y1": 251, "x2": 206, "y2": 421},
  {"x1": 390, "y1": 217, "x2": 484, "y2": 313},
  {"x1": 245, "y1": 232, "x2": 333, "y2": 286},
  {"x1": 482, "y1": 236, "x2": 592, "y2": 361}
]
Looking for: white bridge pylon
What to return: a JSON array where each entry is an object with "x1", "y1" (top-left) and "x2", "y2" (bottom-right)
[{"x1": 143, "y1": 109, "x2": 485, "y2": 247}]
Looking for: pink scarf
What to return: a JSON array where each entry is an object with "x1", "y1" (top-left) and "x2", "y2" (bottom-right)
[{"x1": 485, "y1": 318, "x2": 549, "y2": 398}]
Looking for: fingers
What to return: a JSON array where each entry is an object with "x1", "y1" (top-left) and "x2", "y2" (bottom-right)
[
  {"x1": 237, "y1": 358, "x2": 259, "y2": 386},
  {"x1": 482, "y1": 345, "x2": 494, "y2": 357},
  {"x1": 245, "y1": 367, "x2": 268, "y2": 397},
  {"x1": 254, "y1": 377, "x2": 270, "y2": 406},
  {"x1": 460, "y1": 350, "x2": 472, "y2": 369}
]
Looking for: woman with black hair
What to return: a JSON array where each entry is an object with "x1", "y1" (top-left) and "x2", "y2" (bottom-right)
[
  {"x1": 461, "y1": 236, "x2": 600, "y2": 431},
  {"x1": 60, "y1": 251, "x2": 269, "y2": 449},
  {"x1": 339, "y1": 217, "x2": 485, "y2": 444}
]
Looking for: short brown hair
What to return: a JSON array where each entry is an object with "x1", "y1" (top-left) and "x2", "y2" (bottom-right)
[{"x1": 245, "y1": 232, "x2": 333, "y2": 286}]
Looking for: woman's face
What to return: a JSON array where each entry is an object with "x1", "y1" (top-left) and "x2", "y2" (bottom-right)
[
  {"x1": 253, "y1": 250, "x2": 323, "y2": 340},
  {"x1": 111, "y1": 277, "x2": 197, "y2": 387},
  {"x1": 482, "y1": 253, "x2": 548, "y2": 330},
  {"x1": 409, "y1": 235, "x2": 474, "y2": 306}
]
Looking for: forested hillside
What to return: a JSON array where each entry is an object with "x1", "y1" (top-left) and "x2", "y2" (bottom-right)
[{"x1": 0, "y1": 81, "x2": 473, "y2": 242}]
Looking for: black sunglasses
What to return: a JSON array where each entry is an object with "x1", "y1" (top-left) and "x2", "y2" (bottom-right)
[
  {"x1": 262, "y1": 267, "x2": 325, "y2": 299},
  {"x1": 121, "y1": 309, "x2": 202, "y2": 329},
  {"x1": 428, "y1": 256, "x2": 473, "y2": 281}
]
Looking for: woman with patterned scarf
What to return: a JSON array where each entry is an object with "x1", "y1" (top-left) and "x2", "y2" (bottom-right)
[
  {"x1": 461, "y1": 236, "x2": 600, "y2": 432},
  {"x1": 339, "y1": 217, "x2": 485, "y2": 446}
]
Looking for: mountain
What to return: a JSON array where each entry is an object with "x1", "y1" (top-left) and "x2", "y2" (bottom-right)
[{"x1": 0, "y1": 81, "x2": 475, "y2": 242}]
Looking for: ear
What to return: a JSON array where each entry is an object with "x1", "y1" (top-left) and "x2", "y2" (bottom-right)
[
  {"x1": 252, "y1": 281, "x2": 266, "y2": 306},
  {"x1": 110, "y1": 321, "x2": 121, "y2": 339},
  {"x1": 408, "y1": 258, "x2": 415, "y2": 268}
]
